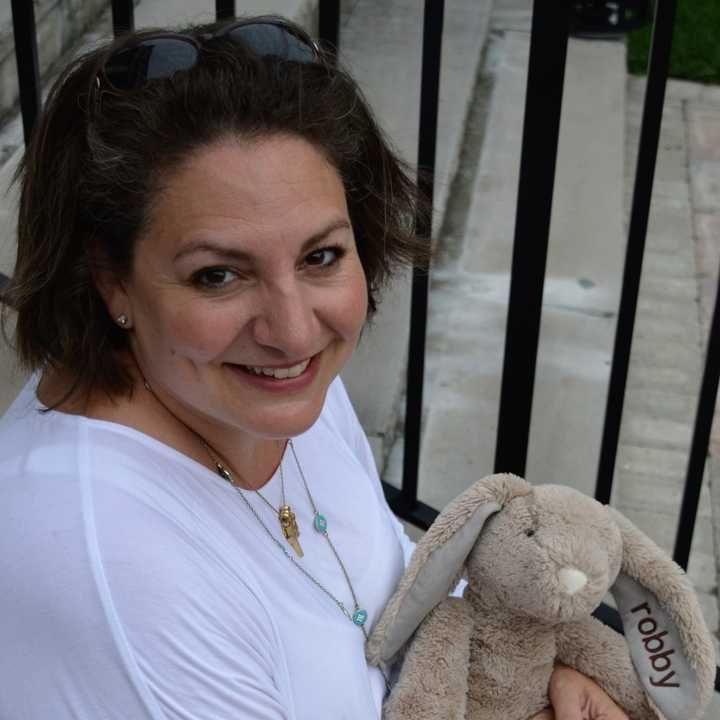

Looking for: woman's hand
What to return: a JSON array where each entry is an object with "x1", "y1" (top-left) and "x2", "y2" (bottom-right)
[{"x1": 531, "y1": 666, "x2": 629, "y2": 720}]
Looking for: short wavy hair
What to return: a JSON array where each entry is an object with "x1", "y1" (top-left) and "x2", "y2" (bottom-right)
[{"x1": 3, "y1": 16, "x2": 428, "y2": 403}]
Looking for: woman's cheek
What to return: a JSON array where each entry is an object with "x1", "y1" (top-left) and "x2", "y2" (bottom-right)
[{"x1": 165, "y1": 301, "x2": 252, "y2": 362}]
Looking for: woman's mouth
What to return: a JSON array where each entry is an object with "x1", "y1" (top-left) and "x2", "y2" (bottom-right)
[
  {"x1": 225, "y1": 354, "x2": 319, "y2": 391},
  {"x1": 238, "y1": 358, "x2": 311, "y2": 379}
]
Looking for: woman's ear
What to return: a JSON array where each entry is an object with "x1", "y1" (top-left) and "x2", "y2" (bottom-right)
[
  {"x1": 366, "y1": 473, "x2": 530, "y2": 666},
  {"x1": 88, "y1": 250, "x2": 131, "y2": 328},
  {"x1": 607, "y1": 508, "x2": 716, "y2": 720}
]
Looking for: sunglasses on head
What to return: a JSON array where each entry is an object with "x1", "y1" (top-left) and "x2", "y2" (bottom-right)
[{"x1": 96, "y1": 16, "x2": 322, "y2": 94}]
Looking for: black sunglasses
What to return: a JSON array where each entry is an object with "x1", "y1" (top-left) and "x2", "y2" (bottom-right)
[{"x1": 96, "y1": 17, "x2": 321, "y2": 94}]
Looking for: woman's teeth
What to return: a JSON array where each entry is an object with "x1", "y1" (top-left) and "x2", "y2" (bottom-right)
[{"x1": 242, "y1": 359, "x2": 311, "y2": 379}]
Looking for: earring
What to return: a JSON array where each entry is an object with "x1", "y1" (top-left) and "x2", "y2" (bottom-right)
[{"x1": 116, "y1": 313, "x2": 130, "y2": 328}]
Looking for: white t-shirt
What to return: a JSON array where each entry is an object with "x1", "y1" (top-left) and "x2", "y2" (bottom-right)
[{"x1": 0, "y1": 374, "x2": 416, "y2": 719}]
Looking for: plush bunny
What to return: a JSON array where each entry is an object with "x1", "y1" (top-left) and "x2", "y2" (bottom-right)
[{"x1": 366, "y1": 474, "x2": 716, "y2": 720}]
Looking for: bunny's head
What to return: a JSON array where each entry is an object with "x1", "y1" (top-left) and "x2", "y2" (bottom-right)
[
  {"x1": 367, "y1": 474, "x2": 716, "y2": 720},
  {"x1": 465, "y1": 479, "x2": 623, "y2": 623}
]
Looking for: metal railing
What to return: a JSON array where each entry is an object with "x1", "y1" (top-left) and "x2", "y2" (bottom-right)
[
  {"x1": 5, "y1": 0, "x2": 719, "y2": 693},
  {"x1": 384, "y1": 0, "x2": 720, "y2": 692}
]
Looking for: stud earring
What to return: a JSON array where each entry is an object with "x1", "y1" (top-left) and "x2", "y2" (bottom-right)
[{"x1": 116, "y1": 313, "x2": 130, "y2": 327}]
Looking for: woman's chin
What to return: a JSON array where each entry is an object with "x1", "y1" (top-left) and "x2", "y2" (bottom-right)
[{"x1": 222, "y1": 397, "x2": 326, "y2": 440}]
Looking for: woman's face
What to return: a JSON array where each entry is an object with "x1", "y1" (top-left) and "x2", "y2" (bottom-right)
[{"x1": 108, "y1": 134, "x2": 368, "y2": 439}]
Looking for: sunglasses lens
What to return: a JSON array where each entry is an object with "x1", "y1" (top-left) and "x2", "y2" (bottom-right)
[
  {"x1": 104, "y1": 38, "x2": 199, "y2": 90},
  {"x1": 225, "y1": 23, "x2": 317, "y2": 64},
  {"x1": 100, "y1": 23, "x2": 317, "y2": 94}
]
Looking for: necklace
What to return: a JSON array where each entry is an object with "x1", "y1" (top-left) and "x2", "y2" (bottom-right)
[
  {"x1": 205, "y1": 437, "x2": 370, "y2": 629},
  {"x1": 139, "y1": 377, "x2": 390, "y2": 693},
  {"x1": 201, "y1": 440, "x2": 304, "y2": 558},
  {"x1": 213, "y1": 442, "x2": 392, "y2": 694}
]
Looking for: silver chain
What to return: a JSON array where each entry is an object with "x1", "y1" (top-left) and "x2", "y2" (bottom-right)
[
  {"x1": 227, "y1": 474, "x2": 360, "y2": 625},
  {"x1": 204, "y1": 439, "x2": 367, "y2": 634},
  {"x1": 287, "y1": 440, "x2": 361, "y2": 614},
  {"x1": 203, "y1": 438, "x2": 391, "y2": 693}
]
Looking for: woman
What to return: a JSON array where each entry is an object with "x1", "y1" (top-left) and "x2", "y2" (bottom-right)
[{"x1": 0, "y1": 15, "x2": 628, "y2": 720}]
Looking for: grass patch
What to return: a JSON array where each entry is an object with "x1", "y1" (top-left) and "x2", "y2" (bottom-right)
[{"x1": 627, "y1": 1, "x2": 720, "y2": 84}]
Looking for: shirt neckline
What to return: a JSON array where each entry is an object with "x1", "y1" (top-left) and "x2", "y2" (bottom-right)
[{"x1": 28, "y1": 380, "x2": 285, "y2": 498}]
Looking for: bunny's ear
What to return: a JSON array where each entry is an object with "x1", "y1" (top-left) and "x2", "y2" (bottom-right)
[
  {"x1": 607, "y1": 508, "x2": 716, "y2": 720},
  {"x1": 366, "y1": 473, "x2": 530, "y2": 666}
]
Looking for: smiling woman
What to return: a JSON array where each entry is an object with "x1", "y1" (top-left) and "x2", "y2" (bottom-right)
[
  {"x1": 0, "y1": 15, "x2": 425, "y2": 720},
  {"x1": 0, "y1": 13, "x2": 626, "y2": 720}
]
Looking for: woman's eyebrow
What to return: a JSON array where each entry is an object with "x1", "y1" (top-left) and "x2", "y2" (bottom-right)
[{"x1": 173, "y1": 218, "x2": 352, "y2": 263}]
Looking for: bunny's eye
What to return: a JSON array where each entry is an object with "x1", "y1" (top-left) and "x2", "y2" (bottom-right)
[{"x1": 524, "y1": 529, "x2": 535, "y2": 537}]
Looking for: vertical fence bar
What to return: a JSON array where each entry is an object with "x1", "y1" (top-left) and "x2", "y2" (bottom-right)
[
  {"x1": 394, "y1": 0, "x2": 444, "y2": 520},
  {"x1": 111, "y1": 0, "x2": 135, "y2": 36},
  {"x1": 216, "y1": 0, "x2": 236, "y2": 21},
  {"x1": 11, "y1": 0, "x2": 41, "y2": 145},
  {"x1": 674, "y1": 269, "x2": 720, "y2": 569},
  {"x1": 493, "y1": 0, "x2": 572, "y2": 476},
  {"x1": 594, "y1": 0, "x2": 678, "y2": 504},
  {"x1": 318, "y1": 0, "x2": 341, "y2": 55}
]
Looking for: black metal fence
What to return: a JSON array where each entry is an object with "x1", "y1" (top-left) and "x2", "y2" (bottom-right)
[{"x1": 4, "y1": 0, "x2": 719, "y2": 693}]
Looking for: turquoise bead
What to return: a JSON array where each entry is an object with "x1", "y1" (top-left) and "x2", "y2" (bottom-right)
[
  {"x1": 352, "y1": 609, "x2": 368, "y2": 626},
  {"x1": 314, "y1": 514, "x2": 328, "y2": 533}
]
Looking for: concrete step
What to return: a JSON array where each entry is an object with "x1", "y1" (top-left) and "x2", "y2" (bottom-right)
[
  {"x1": 338, "y1": 0, "x2": 494, "y2": 466},
  {"x1": 391, "y1": 9, "x2": 627, "y2": 505}
]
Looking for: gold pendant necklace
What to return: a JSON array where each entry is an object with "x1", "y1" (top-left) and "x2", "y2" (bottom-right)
[
  {"x1": 205, "y1": 442, "x2": 304, "y2": 558},
  {"x1": 140, "y1": 376, "x2": 303, "y2": 556}
]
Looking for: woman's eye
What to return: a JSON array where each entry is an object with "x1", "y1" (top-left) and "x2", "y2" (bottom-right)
[
  {"x1": 192, "y1": 267, "x2": 237, "y2": 289},
  {"x1": 305, "y1": 246, "x2": 345, "y2": 268}
]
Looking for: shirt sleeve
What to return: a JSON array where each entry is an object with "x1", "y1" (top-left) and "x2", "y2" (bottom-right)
[
  {"x1": 93, "y1": 478, "x2": 291, "y2": 720},
  {"x1": 0, "y1": 470, "x2": 211, "y2": 720}
]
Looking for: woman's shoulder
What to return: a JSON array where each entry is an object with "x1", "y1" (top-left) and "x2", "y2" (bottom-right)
[
  {"x1": 0, "y1": 378, "x2": 219, "y2": 570},
  {"x1": 0, "y1": 415, "x2": 285, "y2": 720},
  {"x1": 0, "y1": 379, "x2": 279, "y2": 646},
  {"x1": 0, "y1": 373, "x2": 82, "y2": 481},
  {"x1": 0, "y1": 374, "x2": 161, "y2": 485}
]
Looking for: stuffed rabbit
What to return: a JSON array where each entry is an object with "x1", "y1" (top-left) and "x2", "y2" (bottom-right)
[{"x1": 366, "y1": 474, "x2": 716, "y2": 720}]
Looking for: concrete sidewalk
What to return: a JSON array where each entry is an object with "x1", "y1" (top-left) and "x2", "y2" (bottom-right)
[
  {"x1": 621, "y1": 75, "x2": 720, "y2": 714},
  {"x1": 383, "y1": 0, "x2": 720, "y2": 689},
  {"x1": 616, "y1": 78, "x2": 720, "y2": 663}
]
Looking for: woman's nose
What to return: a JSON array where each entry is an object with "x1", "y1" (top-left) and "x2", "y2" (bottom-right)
[{"x1": 251, "y1": 283, "x2": 320, "y2": 357}]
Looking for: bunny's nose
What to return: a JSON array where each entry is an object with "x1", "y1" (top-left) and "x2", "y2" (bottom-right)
[{"x1": 558, "y1": 567, "x2": 588, "y2": 595}]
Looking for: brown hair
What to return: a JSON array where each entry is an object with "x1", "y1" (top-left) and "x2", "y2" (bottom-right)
[{"x1": 2, "y1": 16, "x2": 428, "y2": 403}]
